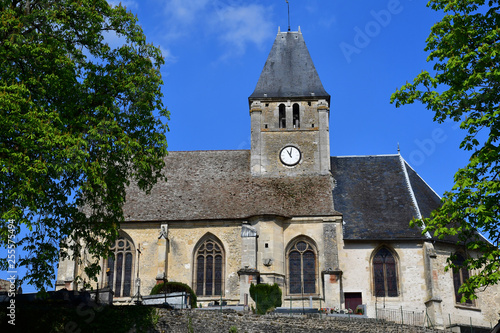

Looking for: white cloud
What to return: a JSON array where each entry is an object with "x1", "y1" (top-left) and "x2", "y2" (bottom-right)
[
  {"x1": 166, "y1": 0, "x2": 210, "y2": 23},
  {"x1": 212, "y1": 4, "x2": 274, "y2": 57},
  {"x1": 158, "y1": 45, "x2": 177, "y2": 64},
  {"x1": 158, "y1": 0, "x2": 210, "y2": 40},
  {"x1": 156, "y1": 0, "x2": 274, "y2": 58}
]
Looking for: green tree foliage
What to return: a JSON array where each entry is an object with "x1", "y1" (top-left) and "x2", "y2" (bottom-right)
[
  {"x1": 249, "y1": 283, "x2": 282, "y2": 314},
  {"x1": 0, "y1": 0, "x2": 169, "y2": 291},
  {"x1": 391, "y1": 0, "x2": 500, "y2": 300},
  {"x1": 150, "y1": 281, "x2": 197, "y2": 308}
]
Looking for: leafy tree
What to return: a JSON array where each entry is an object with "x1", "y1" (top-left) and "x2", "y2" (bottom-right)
[
  {"x1": 0, "y1": 0, "x2": 169, "y2": 291},
  {"x1": 391, "y1": 0, "x2": 499, "y2": 301}
]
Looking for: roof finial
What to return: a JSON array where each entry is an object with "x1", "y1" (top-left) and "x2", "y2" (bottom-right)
[
  {"x1": 286, "y1": 0, "x2": 290, "y2": 31},
  {"x1": 397, "y1": 142, "x2": 401, "y2": 154}
]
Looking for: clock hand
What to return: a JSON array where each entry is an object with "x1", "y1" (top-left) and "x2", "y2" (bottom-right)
[{"x1": 287, "y1": 149, "x2": 293, "y2": 158}]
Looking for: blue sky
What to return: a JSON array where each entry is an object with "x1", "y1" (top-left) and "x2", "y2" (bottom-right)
[
  {"x1": 130, "y1": 0, "x2": 467, "y2": 196},
  {"x1": 2, "y1": 0, "x2": 479, "y2": 292}
]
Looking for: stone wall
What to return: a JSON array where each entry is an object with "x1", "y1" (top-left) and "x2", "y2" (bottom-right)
[
  {"x1": 338, "y1": 240, "x2": 500, "y2": 329},
  {"x1": 153, "y1": 309, "x2": 442, "y2": 333},
  {"x1": 433, "y1": 242, "x2": 500, "y2": 327},
  {"x1": 165, "y1": 221, "x2": 243, "y2": 303},
  {"x1": 251, "y1": 99, "x2": 330, "y2": 177},
  {"x1": 0, "y1": 279, "x2": 11, "y2": 293},
  {"x1": 339, "y1": 241, "x2": 429, "y2": 316}
]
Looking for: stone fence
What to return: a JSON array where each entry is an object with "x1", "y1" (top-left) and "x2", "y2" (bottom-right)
[{"x1": 153, "y1": 309, "x2": 443, "y2": 333}]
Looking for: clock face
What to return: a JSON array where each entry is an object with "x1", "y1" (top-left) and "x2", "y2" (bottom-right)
[{"x1": 280, "y1": 146, "x2": 301, "y2": 166}]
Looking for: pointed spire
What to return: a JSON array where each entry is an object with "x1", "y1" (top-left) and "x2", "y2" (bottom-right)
[
  {"x1": 249, "y1": 30, "x2": 329, "y2": 102},
  {"x1": 397, "y1": 143, "x2": 400, "y2": 154}
]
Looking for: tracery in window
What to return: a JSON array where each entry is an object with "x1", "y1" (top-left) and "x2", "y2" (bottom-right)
[
  {"x1": 107, "y1": 234, "x2": 135, "y2": 297},
  {"x1": 279, "y1": 104, "x2": 286, "y2": 128},
  {"x1": 452, "y1": 253, "x2": 472, "y2": 304},
  {"x1": 373, "y1": 247, "x2": 398, "y2": 297},
  {"x1": 194, "y1": 236, "x2": 224, "y2": 296},
  {"x1": 288, "y1": 238, "x2": 317, "y2": 295}
]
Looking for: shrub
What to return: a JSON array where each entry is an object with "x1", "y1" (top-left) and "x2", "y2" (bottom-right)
[
  {"x1": 150, "y1": 281, "x2": 197, "y2": 308},
  {"x1": 249, "y1": 283, "x2": 282, "y2": 315}
]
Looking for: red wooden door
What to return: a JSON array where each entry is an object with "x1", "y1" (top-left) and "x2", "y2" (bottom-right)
[{"x1": 344, "y1": 292, "x2": 362, "y2": 311}]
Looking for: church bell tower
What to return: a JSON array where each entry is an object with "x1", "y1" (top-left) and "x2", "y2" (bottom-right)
[{"x1": 249, "y1": 28, "x2": 331, "y2": 177}]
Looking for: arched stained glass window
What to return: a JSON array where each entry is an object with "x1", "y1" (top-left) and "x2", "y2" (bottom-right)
[
  {"x1": 452, "y1": 253, "x2": 472, "y2": 304},
  {"x1": 373, "y1": 247, "x2": 398, "y2": 297},
  {"x1": 288, "y1": 239, "x2": 316, "y2": 295},
  {"x1": 107, "y1": 235, "x2": 135, "y2": 297},
  {"x1": 194, "y1": 238, "x2": 224, "y2": 296}
]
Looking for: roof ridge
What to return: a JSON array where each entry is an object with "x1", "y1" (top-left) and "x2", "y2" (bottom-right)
[
  {"x1": 402, "y1": 158, "x2": 442, "y2": 200},
  {"x1": 402, "y1": 156, "x2": 494, "y2": 245},
  {"x1": 398, "y1": 155, "x2": 431, "y2": 239}
]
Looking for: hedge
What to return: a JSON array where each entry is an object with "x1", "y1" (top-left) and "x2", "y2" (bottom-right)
[{"x1": 249, "y1": 283, "x2": 282, "y2": 315}]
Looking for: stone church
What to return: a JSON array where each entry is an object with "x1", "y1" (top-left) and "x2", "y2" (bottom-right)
[{"x1": 57, "y1": 29, "x2": 499, "y2": 328}]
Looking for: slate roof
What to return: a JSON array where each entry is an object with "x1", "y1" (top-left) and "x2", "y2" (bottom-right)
[
  {"x1": 249, "y1": 30, "x2": 330, "y2": 102},
  {"x1": 122, "y1": 150, "x2": 338, "y2": 222},
  {"x1": 330, "y1": 154, "x2": 443, "y2": 241},
  {"x1": 124, "y1": 152, "x2": 447, "y2": 242}
]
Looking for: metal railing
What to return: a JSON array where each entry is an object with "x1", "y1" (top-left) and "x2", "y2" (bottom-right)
[{"x1": 376, "y1": 307, "x2": 425, "y2": 326}]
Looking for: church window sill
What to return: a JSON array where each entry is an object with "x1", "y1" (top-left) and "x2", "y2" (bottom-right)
[
  {"x1": 284, "y1": 294, "x2": 321, "y2": 301},
  {"x1": 455, "y1": 304, "x2": 481, "y2": 312}
]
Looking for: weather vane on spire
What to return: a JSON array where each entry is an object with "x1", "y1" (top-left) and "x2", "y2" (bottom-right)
[{"x1": 286, "y1": 0, "x2": 290, "y2": 31}]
